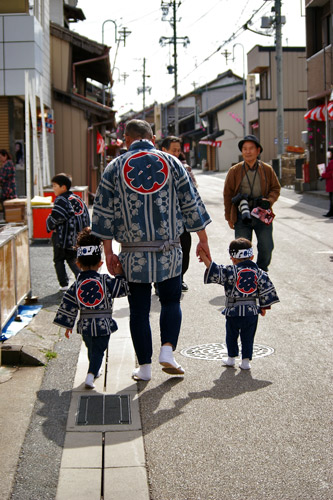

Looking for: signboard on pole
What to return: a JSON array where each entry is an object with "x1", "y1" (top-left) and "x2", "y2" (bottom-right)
[{"x1": 247, "y1": 74, "x2": 256, "y2": 104}]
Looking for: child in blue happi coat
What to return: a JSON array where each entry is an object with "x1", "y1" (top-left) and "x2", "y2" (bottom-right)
[
  {"x1": 46, "y1": 173, "x2": 90, "y2": 291},
  {"x1": 199, "y1": 238, "x2": 279, "y2": 370},
  {"x1": 54, "y1": 228, "x2": 128, "y2": 388}
]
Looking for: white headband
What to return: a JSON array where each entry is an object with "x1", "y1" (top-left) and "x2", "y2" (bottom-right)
[
  {"x1": 229, "y1": 247, "x2": 253, "y2": 259},
  {"x1": 77, "y1": 245, "x2": 101, "y2": 257}
]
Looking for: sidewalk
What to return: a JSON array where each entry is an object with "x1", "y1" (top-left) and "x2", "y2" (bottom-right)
[
  {"x1": 56, "y1": 296, "x2": 150, "y2": 500},
  {"x1": 1, "y1": 297, "x2": 150, "y2": 500}
]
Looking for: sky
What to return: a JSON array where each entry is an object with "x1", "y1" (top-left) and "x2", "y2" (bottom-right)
[{"x1": 72, "y1": 0, "x2": 306, "y2": 118}]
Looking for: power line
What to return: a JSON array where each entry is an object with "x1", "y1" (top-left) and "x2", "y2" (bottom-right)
[
  {"x1": 186, "y1": 0, "x2": 226, "y2": 28},
  {"x1": 178, "y1": 1, "x2": 270, "y2": 84}
]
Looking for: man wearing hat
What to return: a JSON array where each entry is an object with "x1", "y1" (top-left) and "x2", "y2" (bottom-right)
[{"x1": 223, "y1": 135, "x2": 280, "y2": 271}]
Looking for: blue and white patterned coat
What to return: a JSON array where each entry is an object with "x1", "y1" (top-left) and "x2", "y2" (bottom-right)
[
  {"x1": 53, "y1": 270, "x2": 128, "y2": 336},
  {"x1": 204, "y1": 260, "x2": 279, "y2": 317},
  {"x1": 46, "y1": 191, "x2": 90, "y2": 249},
  {"x1": 92, "y1": 140, "x2": 211, "y2": 283}
]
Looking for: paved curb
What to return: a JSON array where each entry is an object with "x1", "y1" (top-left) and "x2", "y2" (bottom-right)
[{"x1": 55, "y1": 296, "x2": 150, "y2": 500}]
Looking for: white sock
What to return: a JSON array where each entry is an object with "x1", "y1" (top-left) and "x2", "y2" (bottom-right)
[
  {"x1": 160, "y1": 345, "x2": 173, "y2": 354},
  {"x1": 222, "y1": 357, "x2": 235, "y2": 366},
  {"x1": 240, "y1": 358, "x2": 251, "y2": 369},
  {"x1": 85, "y1": 373, "x2": 95, "y2": 388},
  {"x1": 132, "y1": 363, "x2": 152, "y2": 380}
]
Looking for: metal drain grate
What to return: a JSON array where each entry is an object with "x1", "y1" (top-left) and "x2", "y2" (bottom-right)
[
  {"x1": 76, "y1": 395, "x2": 131, "y2": 426},
  {"x1": 180, "y1": 343, "x2": 274, "y2": 361}
]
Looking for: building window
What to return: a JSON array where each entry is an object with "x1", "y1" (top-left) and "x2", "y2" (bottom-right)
[
  {"x1": 322, "y1": 14, "x2": 331, "y2": 47},
  {"x1": 29, "y1": 0, "x2": 43, "y2": 24},
  {"x1": 259, "y1": 71, "x2": 270, "y2": 100}
]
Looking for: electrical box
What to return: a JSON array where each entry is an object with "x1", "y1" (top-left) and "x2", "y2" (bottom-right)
[{"x1": 301, "y1": 131, "x2": 308, "y2": 144}]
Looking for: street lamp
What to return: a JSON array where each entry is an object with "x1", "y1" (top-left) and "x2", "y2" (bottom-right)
[
  {"x1": 102, "y1": 19, "x2": 117, "y2": 44},
  {"x1": 233, "y1": 43, "x2": 246, "y2": 135},
  {"x1": 102, "y1": 20, "x2": 117, "y2": 107}
]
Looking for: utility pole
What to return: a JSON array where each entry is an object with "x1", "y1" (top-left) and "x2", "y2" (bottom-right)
[
  {"x1": 275, "y1": 0, "x2": 284, "y2": 175},
  {"x1": 160, "y1": 2, "x2": 190, "y2": 136},
  {"x1": 172, "y1": 0, "x2": 178, "y2": 135},
  {"x1": 112, "y1": 26, "x2": 131, "y2": 74},
  {"x1": 137, "y1": 58, "x2": 151, "y2": 119}
]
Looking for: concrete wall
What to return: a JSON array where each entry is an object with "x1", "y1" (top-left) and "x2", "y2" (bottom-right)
[
  {"x1": 0, "y1": 5, "x2": 51, "y2": 107},
  {"x1": 217, "y1": 99, "x2": 244, "y2": 171}
]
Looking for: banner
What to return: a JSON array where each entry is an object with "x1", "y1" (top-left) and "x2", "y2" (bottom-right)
[{"x1": 97, "y1": 131, "x2": 105, "y2": 154}]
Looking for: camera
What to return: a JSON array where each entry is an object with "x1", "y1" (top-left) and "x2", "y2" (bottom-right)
[
  {"x1": 253, "y1": 196, "x2": 270, "y2": 210},
  {"x1": 231, "y1": 193, "x2": 252, "y2": 224}
]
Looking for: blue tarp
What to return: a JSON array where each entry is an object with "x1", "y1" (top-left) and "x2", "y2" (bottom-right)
[{"x1": 0, "y1": 305, "x2": 43, "y2": 341}]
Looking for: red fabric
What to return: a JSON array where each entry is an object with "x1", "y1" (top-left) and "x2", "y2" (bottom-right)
[
  {"x1": 321, "y1": 159, "x2": 333, "y2": 193},
  {"x1": 96, "y1": 131, "x2": 105, "y2": 154},
  {"x1": 304, "y1": 102, "x2": 333, "y2": 121}
]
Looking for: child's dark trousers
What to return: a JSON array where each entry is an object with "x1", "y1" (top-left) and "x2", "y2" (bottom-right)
[
  {"x1": 82, "y1": 334, "x2": 110, "y2": 377},
  {"x1": 225, "y1": 315, "x2": 259, "y2": 360}
]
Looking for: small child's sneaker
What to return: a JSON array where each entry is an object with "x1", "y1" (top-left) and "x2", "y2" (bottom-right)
[
  {"x1": 222, "y1": 357, "x2": 235, "y2": 367},
  {"x1": 59, "y1": 285, "x2": 69, "y2": 291},
  {"x1": 239, "y1": 359, "x2": 251, "y2": 370},
  {"x1": 95, "y1": 368, "x2": 103, "y2": 379},
  {"x1": 85, "y1": 373, "x2": 95, "y2": 389}
]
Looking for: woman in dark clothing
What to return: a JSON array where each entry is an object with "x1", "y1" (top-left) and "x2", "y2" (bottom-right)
[{"x1": 0, "y1": 149, "x2": 17, "y2": 202}]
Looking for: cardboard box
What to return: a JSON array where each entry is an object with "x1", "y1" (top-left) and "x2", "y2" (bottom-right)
[{"x1": 4, "y1": 198, "x2": 27, "y2": 223}]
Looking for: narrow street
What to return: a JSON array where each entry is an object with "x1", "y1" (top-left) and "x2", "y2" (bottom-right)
[
  {"x1": 137, "y1": 171, "x2": 332, "y2": 500},
  {"x1": 6, "y1": 171, "x2": 332, "y2": 500}
]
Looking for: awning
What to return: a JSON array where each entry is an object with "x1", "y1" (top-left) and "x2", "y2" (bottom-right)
[
  {"x1": 199, "y1": 140, "x2": 222, "y2": 148},
  {"x1": 304, "y1": 102, "x2": 333, "y2": 121}
]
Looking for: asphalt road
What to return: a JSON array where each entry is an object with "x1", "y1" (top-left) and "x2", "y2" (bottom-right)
[
  {"x1": 8, "y1": 171, "x2": 332, "y2": 500},
  {"x1": 136, "y1": 171, "x2": 333, "y2": 500}
]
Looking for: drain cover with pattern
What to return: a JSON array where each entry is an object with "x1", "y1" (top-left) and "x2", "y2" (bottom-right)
[{"x1": 180, "y1": 343, "x2": 274, "y2": 361}]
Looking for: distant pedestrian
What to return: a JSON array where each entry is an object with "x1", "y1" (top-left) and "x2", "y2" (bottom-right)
[
  {"x1": 92, "y1": 119, "x2": 211, "y2": 381},
  {"x1": 321, "y1": 146, "x2": 333, "y2": 218},
  {"x1": 161, "y1": 136, "x2": 197, "y2": 292},
  {"x1": 53, "y1": 228, "x2": 128, "y2": 389},
  {"x1": 46, "y1": 173, "x2": 90, "y2": 291},
  {"x1": 199, "y1": 237, "x2": 279, "y2": 370},
  {"x1": 223, "y1": 135, "x2": 280, "y2": 271},
  {"x1": 0, "y1": 149, "x2": 17, "y2": 203}
]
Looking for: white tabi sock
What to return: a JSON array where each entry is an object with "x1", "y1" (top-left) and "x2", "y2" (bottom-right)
[{"x1": 132, "y1": 363, "x2": 152, "y2": 381}]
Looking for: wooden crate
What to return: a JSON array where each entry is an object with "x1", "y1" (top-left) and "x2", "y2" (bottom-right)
[{"x1": 3, "y1": 198, "x2": 27, "y2": 223}]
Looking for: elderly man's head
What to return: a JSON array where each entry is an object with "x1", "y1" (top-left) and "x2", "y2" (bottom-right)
[
  {"x1": 125, "y1": 120, "x2": 154, "y2": 147},
  {"x1": 238, "y1": 134, "x2": 263, "y2": 167}
]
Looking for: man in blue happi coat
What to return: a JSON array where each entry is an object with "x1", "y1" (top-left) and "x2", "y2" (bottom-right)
[{"x1": 92, "y1": 119, "x2": 211, "y2": 381}]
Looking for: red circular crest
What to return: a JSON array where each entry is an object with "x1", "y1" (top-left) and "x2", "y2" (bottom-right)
[
  {"x1": 236, "y1": 268, "x2": 258, "y2": 294},
  {"x1": 123, "y1": 151, "x2": 169, "y2": 194},
  {"x1": 69, "y1": 195, "x2": 84, "y2": 216},
  {"x1": 77, "y1": 279, "x2": 104, "y2": 307}
]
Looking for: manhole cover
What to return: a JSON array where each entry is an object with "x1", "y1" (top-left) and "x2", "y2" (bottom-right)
[
  {"x1": 76, "y1": 394, "x2": 131, "y2": 425},
  {"x1": 180, "y1": 343, "x2": 274, "y2": 361}
]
